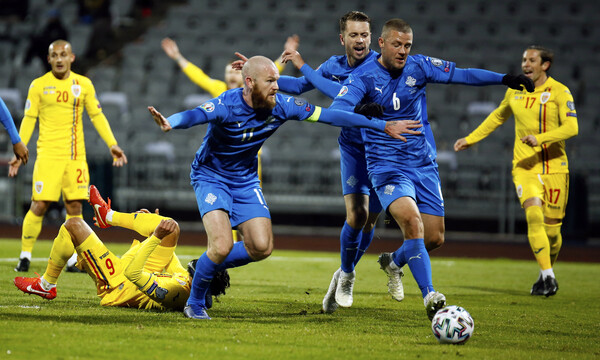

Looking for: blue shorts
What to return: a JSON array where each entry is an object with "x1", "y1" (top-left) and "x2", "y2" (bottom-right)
[
  {"x1": 192, "y1": 175, "x2": 270, "y2": 227},
  {"x1": 339, "y1": 138, "x2": 382, "y2": 213},
  {"x1": 371, "y1": 164, "x2": 445, "y2": 217}
]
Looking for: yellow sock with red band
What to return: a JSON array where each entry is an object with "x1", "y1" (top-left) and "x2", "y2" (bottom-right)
[
  {"x1": 545, "y1": 223, "x2": 563, "y2": 266},
  {"x1": 525, "y1": 206, "x2": 551, "y2": 271},
  {"x1": 42, "y1": 225, "x2": 74, "y2": 285}
]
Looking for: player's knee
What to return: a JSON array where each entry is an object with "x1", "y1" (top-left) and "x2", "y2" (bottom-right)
[
  {"x1": 425, "y1": 232, "x2": 444, "y2": 252},
  {"x1": 398, "y1": 214, "x2": 423, "y2": 239},
  {"x1": 246, "y1": 239, "x2": 273, "y2": 261},
  {"x1": 347, "y1": 206, "x2": 368, "y2": 228},
  {"x1": 64, "y1": 217, "x2": 85, "y2": 234},
  {"x1": 525, "y1": 206, "x2": 544, "y2": 226}
]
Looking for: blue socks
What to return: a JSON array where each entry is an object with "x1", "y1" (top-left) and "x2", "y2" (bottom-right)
[
  {"x1": 354, "y1": 228, "x2": 374, "y2": 265},
  {"x1": 392, "y1": 238, "x2": 434, "y2": 297},
  {"x1": 187, "y1": 253, "x2": 218, "y2": 307},
  {"x1": 340, "y1": 222, "x2": 361, "y2": 273},
  {"x1": 215, "y1": 241, "x2": 253, "y2": 272}
]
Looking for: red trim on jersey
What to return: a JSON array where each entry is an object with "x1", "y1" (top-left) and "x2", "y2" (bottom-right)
[{"x1": 542, "y1": 103, "x2": 549, "y2": 173}]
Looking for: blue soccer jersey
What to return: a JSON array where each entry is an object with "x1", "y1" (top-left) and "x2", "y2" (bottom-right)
[
  {"x1": 330, "y1": 54, "x2": 462, "y2": 171},
  {"x1": 167, "y1": 88, "x2": 387, "y2": 184},
  {"x1": 278, "y1": 51, "x2": 379, "y2": 145}
]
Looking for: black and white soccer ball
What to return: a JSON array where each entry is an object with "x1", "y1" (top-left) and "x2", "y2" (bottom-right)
[{"x1": 431, "y1": 305, "x2": 474, "y2": 344}]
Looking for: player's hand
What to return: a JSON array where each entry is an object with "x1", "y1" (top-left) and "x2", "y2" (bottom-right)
[
  {"x1": 521, "y1": 135, "x2": 538, "y2": 147},
  {"x1": 280, "y1": 49, "x2": 305, "y2": 69},
  {"x1": 502, "y1": 74, "x2": 535, "y2": 92},
  {"x1": 284, "y1": 34, "x2": 300, "y2": 52},
  {"x1": 161, "y1": 37, "x2": 181, "y2": 60},
  {"x1": 231, "y1": 52, "x2": 248, "y2": 71},
  {"x1": 13, "y1": 141, "x2": 28, "y2": 164},
  {"x1": 110, "y1": 145, "x2": 128, "y2": 167},
  {"x1": 148, "y1": 106, "x2": 172, "y2": 132},
  {"x1": 8, "y1": 156, "x2": 21, "y2": 177},
  {"x1": 153, "y1": 219, "x2": 179, "y2": 239},
  {"x1": 354, "y1": 103, "x2": 384, "y2": 118},
  {"x1": 135, "y1": 208, "x2": 160, "y2": 214},
  {"x1": 453, "y1": 138, "x2": 471, "y2": 152},
  {"x1": 384, "y1": 120, "x2": 422, "y2": 142}
]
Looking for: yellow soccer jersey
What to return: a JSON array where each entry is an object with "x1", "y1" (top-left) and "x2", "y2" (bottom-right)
[
  {"x1": 182, "y1": 63, "x2": 228, "y2": 98},
  {"x1": 21, "y1": 71, "x2": 116, "y2": 160},
  {"x1": 465, "y1": 77, "x2": 578, "y2": 174}
]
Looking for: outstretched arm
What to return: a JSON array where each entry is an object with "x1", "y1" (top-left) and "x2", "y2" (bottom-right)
[
  {"x1": 274, "y1": 34, "x2": 300, "y2": 73},
  {"x1": 309, "y1": 107, "x2": 421, "y2": 142},
  {"x1": 450, "y1": 68, "x2": 534, "y2": 92}
]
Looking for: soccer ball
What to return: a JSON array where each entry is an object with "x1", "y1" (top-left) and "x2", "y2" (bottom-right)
[{"x1": 431, "y1": 305, "x2": 474, "y2": 344}]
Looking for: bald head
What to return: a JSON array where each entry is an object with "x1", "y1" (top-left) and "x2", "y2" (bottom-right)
[
  {"x1": 241, "y1": 56, "x2": 279, "y2": 110},
  {"x1": 49, "y1": 40, "x2": 73, "y2": 55},
  {"x1": 242, "y1": 56, "x2": 278, "y2": 81}
]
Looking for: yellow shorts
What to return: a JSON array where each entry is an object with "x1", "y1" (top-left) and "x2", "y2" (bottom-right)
[
  {"x1": 79, "y1": 236, "x2": 179, "y2": 308},
  {"x1": 513, "y1": 172, "x2": 569, "y2": 219},
  {"x1": 32, "y1": 158, "x2": 89, "y2": 202}
]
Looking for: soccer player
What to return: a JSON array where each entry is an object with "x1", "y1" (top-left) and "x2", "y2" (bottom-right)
[
  {"x1": 14, "y1": 185, "x2": 229, "y2": 310},
  {"x1": 274, "y1": 10, "x2": 383, "y2": 313},
  {"x1": 9, "y1": 40, "x2": 127, "y2": 273},
  {"x1": 0, "y1": 96, "x2": 28, "y2": 163},
  {"x1": 329, "y1": 18, "x2": 534, "y2": 319},
  {"x1": 454, "y1": 46, "x2": 577, "y2": 297},
  {"x1": 148, "y1": 55, "x2": 420, "y2": 320},
  {"x1": 162, "y1": 35, "x2": 299, "y2": 241}
]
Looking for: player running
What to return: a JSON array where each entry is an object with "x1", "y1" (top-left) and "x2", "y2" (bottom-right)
[
  {"x1": 454, "y1": 46, "x2": 578, "y2": 297},
  {"x1": 10, "y1": 40, "x2": 127, "y2": 273},
  {"x1": 14, "y1": 185, "x2": 229, "y2": 311},
  {"x1": 273, "y1": 10, "x2": 384, "y2": 313},
  {"x1": 148, "y1": 55, "x2": 419, "y2": 320},
  {"x1": 330, "y1": 18, "x2": 534, "y2": 319}
]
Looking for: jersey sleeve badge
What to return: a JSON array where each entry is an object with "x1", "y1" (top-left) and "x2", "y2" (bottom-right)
[{"x1": 200, "y1": 102, "x2": 215, "y2": 112}]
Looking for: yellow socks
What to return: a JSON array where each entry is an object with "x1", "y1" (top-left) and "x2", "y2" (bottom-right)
[
  {"x1": 21, "y1": 210, "x2": 44, "y2": 254},
  {"x1": 42, "y1": 225, "x2": 74, "y2": 285},
  {"x1": 111, "y1": 211, "x2": 166, "y2": 237},
  {"x1": 545, "y1": 223, "x2": 563, "y2": 266},
  {"x1": 525, "y1": 206, "x2": 551, "y2": 270}
]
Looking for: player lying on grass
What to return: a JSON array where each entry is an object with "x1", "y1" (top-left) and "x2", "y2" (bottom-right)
[{"x1": 14, "y1": 185, "x2": 229, "y2": 311}]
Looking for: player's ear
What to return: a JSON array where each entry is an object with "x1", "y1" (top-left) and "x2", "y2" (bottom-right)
[
  {"x1": 542, "y1": 61, "x2": 550, "y2": 72},
  {"x1": 378, "y1": 37, "x2": 384, "y2": 48},
  {"x1": 339, "y1": 33, "x2": 344, "y2": 46}
]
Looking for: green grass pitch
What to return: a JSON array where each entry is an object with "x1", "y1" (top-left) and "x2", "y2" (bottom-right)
[{"x1": 1, "y1": 238, "x2": 599, "y2": 359}]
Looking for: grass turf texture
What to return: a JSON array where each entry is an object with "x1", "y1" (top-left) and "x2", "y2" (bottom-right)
[{"x1": 1, "y1": 238, "x2": 599, "y2": 359}]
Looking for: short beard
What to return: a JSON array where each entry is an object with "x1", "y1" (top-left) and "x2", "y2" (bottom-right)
[{"x1": 251, "y1": 87, "x2": 276, "y2": 110}]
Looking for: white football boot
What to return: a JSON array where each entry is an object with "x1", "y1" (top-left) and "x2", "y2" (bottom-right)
[
  {"x1": 335, "y1": 269, "x2": 356, "y2": 307},
  {"x1": 322, "y1": 268, "x2": 341, "y2": 313},
  {"x1": 377, "y1": 252, "x2": 405, "y2": 301}
]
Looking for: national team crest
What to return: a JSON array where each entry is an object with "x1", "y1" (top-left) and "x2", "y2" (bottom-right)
[
  {"x1": 540, "y1": 92, "x2": 551, "y2": 104},
  {"x1": 337, "y1": 86, "x2": 348, "y2": 97},
  {"x1": 35, "y1": 181, "x2": 43, "y2": 194},
  {"x1": 516, "y1": 184, "x2": 523, "y2": 198},
  {"x1": 200, "y1": 102, "x2": 215, "y2": 112},
  {"x1": 71, "y1": 85, "x2": 81, "y2": 98},
  {"x1": 205, "y1": 193, "x2": 217, "y2": 205}
]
